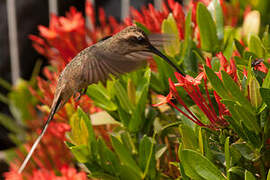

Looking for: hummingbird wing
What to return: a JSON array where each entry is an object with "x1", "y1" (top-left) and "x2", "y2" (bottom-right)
[
  {"x1": 148, "y1": 33, "x2": 175, "y2": 48},
  {"x1": 83, "y1": 50, "x2": 148, "y2": 85}
]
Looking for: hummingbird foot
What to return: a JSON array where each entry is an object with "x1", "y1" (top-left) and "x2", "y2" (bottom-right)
[{"x1": 74, "y1": 88, "x2": 87, "y2": 102}]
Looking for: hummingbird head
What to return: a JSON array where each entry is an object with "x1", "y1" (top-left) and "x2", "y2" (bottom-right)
[
  {"x1": 114, "y1": 26, "x2": 152, "y2": 53},
  {"x1": 103, "y1": 26, "x2": 184, "y2": 75},
  {"x1": 113, "y1": 26, "x2": 184, "y2": 75}
]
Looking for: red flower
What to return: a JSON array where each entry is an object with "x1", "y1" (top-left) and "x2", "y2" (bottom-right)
[
  {"x1": 154, "y1": 71, "x2": 228, "y2": 129},
  {"x1": 131, "y1": 0, "x2": 185, "y2": 39},
  {"x1": 4, "y1": 165, "x2": 87, "y2": 180}
]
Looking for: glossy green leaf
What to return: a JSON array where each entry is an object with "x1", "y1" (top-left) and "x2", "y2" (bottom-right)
[
  {"x1": 249, "y1": 34, "x2": 265, "y2": 58},
  {"x1": 128, "y1": 69, "x2": 151, "y2": 132},
  {"x1": 179, "y1": 124, "x2": 198, "y2": 150},
  {"x1": 262, "y1": 69, "x2": 270, "y2": 88},
  {"x1": 204, "y1": 66, "x2": 229, "y2": 99},
  {"x1": 87, "y1": 84, "x2": 117, "y2": 111},
  {"x1": 68, "y1": 144, "x2": 89, "y2": 163},
  {"x1": 267, "y1": 169, "x2": 270, "y2": 180},
  {"x1": 232, "y1": 143, "x2": 259, "y2": 161},
  {"x1": 111, "y1": 135, "x2": 142, "y2": 177},
  {"x1": 180, "y1": 149, "x2": 226, "y2": 180},
  {"x1": 225, "y1": 137, "x2": 230, "y2": 177},
  {"x1": 97, "y1": 138, "x2": 120, "y2": 174},
  {"x1": 197, "y1": 3, "x2": 218, "y2": 52},
  {"x1": 114, "y1": 80, "x2": 134, "y2": 113},
  {"x1": 69, "y1": 110, "x2": 89, "y2": 145},
  {"x1": 161, "y1": 13, "x2": 180, "y2": 57},
  {"x1": 181, "y1": 11, "x2": 198, "y2": 73},
  {"x1": 139, "y1": 135, "x2": 156, "y2": 179},
  {"x1": 260, "y1": 88, "x2": 270, "y2": 107},
  {"x1": 241, "y1": 122, "x2": 262, "y2": 148},
  {"x1": 198, "y1": 128, "x2": 204, "y2": 154},
  {"x1": 208, "y1": 0, "x2": 224, "y2": 40},
  {"x1": 234, "y1": 104, "x2": 260, "y2": 134},
  {"x1": 245, "y1": 170, "x2": 256, "y2": 180},
  {"x1": 78, "y1": 107, "x2": 98, "y2": 158},
  {"x1": 263, "y1": 25, "x2": 270, "y2": 50},
  {"x1": 249, "y1": 76, "x2": 262, "y2": 108},
  {"x1": 221, "y1": 71, "x2": 254, "y2": 113}
]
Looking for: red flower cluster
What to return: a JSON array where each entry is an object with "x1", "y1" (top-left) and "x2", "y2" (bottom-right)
[
  {"x1": 131, "y1": 0, "x2": 185, "y2": 38},
  {"x1": 154, "y1": 52, "x2": 239, "y2": 129},
  {"x1": 4, "y1": 165, "x2": 87, "y2": 180}
]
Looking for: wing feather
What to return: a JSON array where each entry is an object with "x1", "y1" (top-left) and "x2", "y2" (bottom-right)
[
  {"x1": 148, "y1": 33, "x2": 175, "y2": 49},
  {"x1": 83, "y1": 48, "x2": 148, "y2": 85}
]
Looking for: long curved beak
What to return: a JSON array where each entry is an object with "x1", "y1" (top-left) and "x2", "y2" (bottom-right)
[{"x1": 148, "y1": 44, "x2": 184, "y2": 75}]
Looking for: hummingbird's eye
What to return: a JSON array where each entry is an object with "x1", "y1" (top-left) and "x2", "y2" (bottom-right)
[
  {"x1": 137, "y1": 36, "x2": 144, "y2": 42},
  {"x1": 128, "y1": 36, "x2": 146, "y2": 44}
]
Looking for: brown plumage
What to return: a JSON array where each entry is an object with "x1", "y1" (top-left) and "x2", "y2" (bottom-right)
[{"x1": 18, "y1": 25, "x2": 183, "y2": 173}]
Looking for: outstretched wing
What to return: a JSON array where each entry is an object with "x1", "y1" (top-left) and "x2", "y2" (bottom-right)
[
  {"x1": 82, "y1": 50, "x2": 149, "y2": 85},
  {"x1": 148, "y1": 33, "x2": 175, "y2": 49}
]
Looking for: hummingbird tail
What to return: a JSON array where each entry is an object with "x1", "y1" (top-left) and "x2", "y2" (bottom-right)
[{"x1": 18, "y1": 98, "x2": 61, "y2": 174}]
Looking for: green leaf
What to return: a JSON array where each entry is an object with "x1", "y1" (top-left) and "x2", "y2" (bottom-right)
[
  {"x1": 198, "y1": 128, "x2": 204, "y2": 155},
  {"x1": 67, "y1": 143, "x2": 89, "y2": 163},
  {"x1": 77, "y1": 107, "x2": 98, "y2": 158},
  {"x1": 180, "y1": 149, "x2": 226, "y2": 180},
  {"x1": 139, "y1": 135, "x2": 156, "y2": 179},
  {"x1": 245, "y1": 170, "x2": 256, "y2": 180},
  {"x1": 0, "y1": 78, "x2": 12, "y2": 90},
  {"x1": 97, "y1": 138, "x2": 120, "y2": 174},
  {"x1": 179, "y1": 124, "x2": 198, "y2": 150},
  {"x1": 87, "y1": 84, "x2": 117, "y2": 111},
  {"x1": 182, "y1": 11, "x2": 198, "y2": 73},
  {"x1": 0, "y1": 92, "x2": 9, "y2": 104},
  {"x1": 114, "y1": 80, "x2": 134, "y2": 113},
  {"x1": 263, "y1": 25, "x2": 270, "y2": 50},
  {"x1": 260, "y1": 88, "x2": 270, "y2": 107},
  {"x1": 0, "y1": 113, "x2": 22, "y2": 134},
  {"x1": 267, "y1": 169, "x2": 270, "y2": 180},
  {"x1": 128, "y1": 69, "x2": 151, "y2": 132},
  {"x1": 110, "y1": 135, "x2": 142, "y2": 177},
  {"x1": 155, "y1": 145, "x2": 167, "y2": 160},
  {"x1": 90, "y1": 172, "x2": 118, "y2": 180},
  {"x1": 197, "y1": 3, "x2": 218, "y2": 52},
  {"x1": 234, "y1": 104, "x2": 260, "y2": 134},
  {"x1": 90, "y1": 111, "x2": 119, "y2": 126},
  {"x1": 234, "y1": 39, "x2": 245, "y2": 57},
  {"x1": 69, "y1": 110, "x2": 88, "y2": 145},
  {"x1": 263, "y1": 69, "x2": 270, "y2": 88},
  {"x1": 208, "y1": 0, "x2": 224, "y2": 40},
  {"x1": 161, "y1": 13, "x2": 180, "y2": 57},
  {"x1": 231, "y1": 143, "x2": 259, "y2": 161},
  {"x1": 225, "y1": 137, "x2": 230, "y2": 177},
  {"x1": 135, "y1": 22, "x2": 150, "y2": 35},
  {"x1": 228, "y1": 166, "x2": 245, "y2": 177},
  {"x1": 249, "y1": 76, "x2": 262, "y2": 108},
  {"x1": 221, "y1": 71, "x2": 254, "y2": 112},
  {"x1": 204, "y1": 66, "x2": 229, "y2": 99},
  {"x1": 249, "y1": 34, "x2": 265, "y2": 58},
  {"x1": 241, "y1": 122, "x2": 261, "y2": 148}
]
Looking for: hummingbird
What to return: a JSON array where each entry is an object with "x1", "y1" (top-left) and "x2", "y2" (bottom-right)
[{"x1": 18, "y1": 25, "x2": 183, "y2": 173}]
